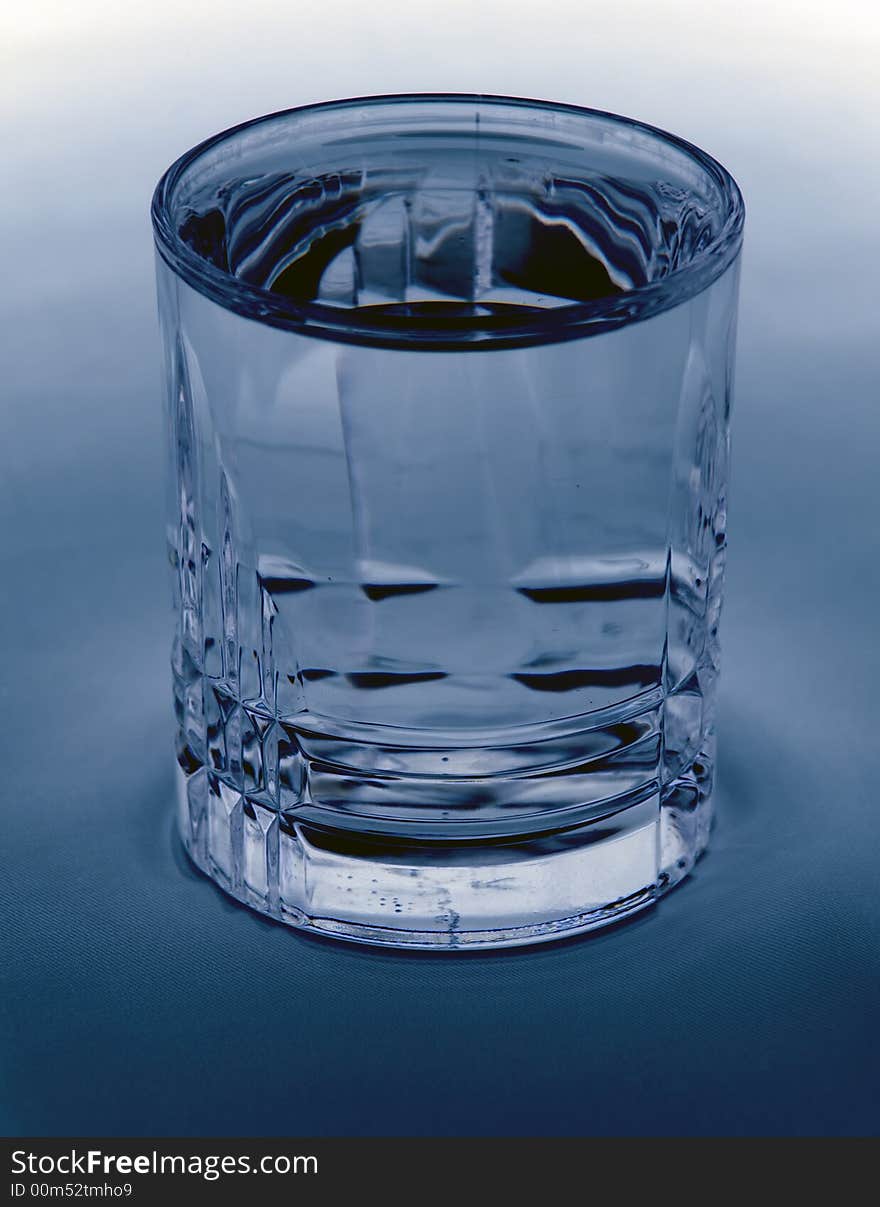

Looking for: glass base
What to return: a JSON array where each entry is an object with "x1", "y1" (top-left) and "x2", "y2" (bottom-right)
[{"x1": 177, "y1": 761, "x2": 712, "y2": 950}]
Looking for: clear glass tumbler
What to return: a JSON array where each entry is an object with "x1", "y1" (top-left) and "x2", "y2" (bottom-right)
[{"x1": 152, "y1": 95, "x2": 744, "y2": 949}]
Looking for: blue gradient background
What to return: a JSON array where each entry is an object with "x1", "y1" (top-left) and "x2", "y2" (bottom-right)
[{"x1": 2, "y1": 0, "x2": 878, "y2": 1135}]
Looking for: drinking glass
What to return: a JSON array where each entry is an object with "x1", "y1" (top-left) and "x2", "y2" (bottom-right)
[{"x1": 152, "y1": 95, "x2": 744, "y2": 948}]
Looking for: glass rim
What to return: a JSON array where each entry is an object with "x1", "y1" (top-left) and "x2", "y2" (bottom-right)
[{"x1": 151, "y1": 92, "x2": 745, "y2": 351}]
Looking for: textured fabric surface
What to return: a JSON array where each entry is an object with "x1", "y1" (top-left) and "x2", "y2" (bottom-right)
[{"x1": 2, "y1": 1, "x2": 878, "y2": 1136}]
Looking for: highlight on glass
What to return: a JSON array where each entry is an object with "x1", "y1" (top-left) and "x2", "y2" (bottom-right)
[{"x1": 152, "y1": 94, "x2": 744, "y2": 948}]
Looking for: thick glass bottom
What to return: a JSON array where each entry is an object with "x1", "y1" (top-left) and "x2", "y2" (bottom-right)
[{"x1": 176, "y1": 755, "x2": 713, "y2": 949}]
